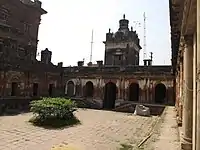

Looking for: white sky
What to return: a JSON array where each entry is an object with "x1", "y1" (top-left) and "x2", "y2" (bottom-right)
[{"x1": 37, "y1": 0, "x2": 171, "y2": 66}]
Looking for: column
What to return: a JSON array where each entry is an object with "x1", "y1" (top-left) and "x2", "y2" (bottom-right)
[
  {"x1": 192, "y1": 33, "x2": 197, "y2": 150},
  {"x1": 196, "y1": 0, "x2": 200, "y2": 149},
  {"x1": 118, "y1": 79, "x2": 122, "y2": 99},
  {"x1": 179, "y1": 51, "x2": 184, "y2": 126},
  {"x1": 176, "y1": 71, "x2": 181, "y2": 124},
  {"x1": 181, "y1": 35, "x2": 193, "y2": 150},
  {"x1": 147, "y1": 78, "x2": 150, "y2": 102}
]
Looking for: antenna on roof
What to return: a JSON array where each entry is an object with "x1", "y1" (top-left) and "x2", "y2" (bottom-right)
[
  {"x1": 89, "y1": 29, "x2": 94, "y2": 63},
  {"x1": 143, "y1": 12, "x2": 147, "y2": 61}
]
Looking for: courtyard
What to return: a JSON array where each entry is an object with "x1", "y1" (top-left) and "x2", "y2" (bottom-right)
[{"x1": 0, "y1": 107, "x2": 179, "y2": 150}]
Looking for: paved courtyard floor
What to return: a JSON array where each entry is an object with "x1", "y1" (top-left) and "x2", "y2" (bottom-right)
[
  {"x1": 0, "y1": 107, "x2": 180, "y2": 150},
  {"x1": 142, "y1": 107, "x2": 180, "y2": 150}
]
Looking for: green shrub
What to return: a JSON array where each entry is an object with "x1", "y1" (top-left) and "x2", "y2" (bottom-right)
[{"x1": 29, "y1": 98, "x2": 79, "y2": 128}]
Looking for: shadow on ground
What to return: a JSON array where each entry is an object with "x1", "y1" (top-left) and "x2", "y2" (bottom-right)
[{"x1": 29, "y1": 116, "x2": 81, "y2": 130}]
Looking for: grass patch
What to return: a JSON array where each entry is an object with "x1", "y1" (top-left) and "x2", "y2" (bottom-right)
[
  {"x1": 29, "y1": 115, "x2": 80, "y2": 129},
  {"x1": 119, "y1": 144, "x2": 133, "y2": 150},
  {"x1": 51, "y1": 144, "x2": 79, "y2": 150}
]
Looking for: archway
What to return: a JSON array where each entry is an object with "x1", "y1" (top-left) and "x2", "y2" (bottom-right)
[
  {"x1": 129, "y1": 83, "x2": 139, "y2": 101},
  {"x1": 67, "y1": 81, "x2": 75, "y2": 97},
  {"x1": 85, "y1": 81, "x2": 94, "y2": 97},
  {"x1": 155, "y1": 83, "x2": 166, "y2": 104},
  {"x1": 103, "y1": 82, "x2": 117, "y2": 109}
]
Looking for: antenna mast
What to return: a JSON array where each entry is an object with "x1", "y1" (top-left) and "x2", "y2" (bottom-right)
[
  {"x1": 90, "y1": 30, "x2": 94, "y2": 62},
  {"x1": 143, "y1": 12, "x2": 147, "y2": 60}
]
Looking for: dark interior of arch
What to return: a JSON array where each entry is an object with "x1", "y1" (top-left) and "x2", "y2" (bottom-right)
[
  {"x1": 103, "y1": 82, "x2": 117, "y2": 109},
  {"x1": 85, "y1": 81, "x2": 94, "y2": 97},
  {"x1": 155, "y1": 83, "x2": 166, "y2": 104},
  {"x1": 129, "y1": 83, "x2": 139, "y2": 101},
  {"x1": 67, "y1": 81, "x2": 75, "y2": 97}
]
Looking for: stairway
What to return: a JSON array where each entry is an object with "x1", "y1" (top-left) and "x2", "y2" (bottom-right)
[
  {"x1": 114, "y1": 101, "x2": 136, "y2": 113},
  {"x1": 69, "y1": 97, "x2": 102, "y2": 109}
]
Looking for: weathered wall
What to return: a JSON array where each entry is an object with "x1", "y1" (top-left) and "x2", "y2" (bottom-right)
[
  {"x1": 0, "y1": 70, "x2": 63, "y2": 98},
  {"x1": 0, "y1": 0, "x2": 46, "y2": 61},
  {"x1": 64, "y1": 75, "x2": 174, "y2": 105}
]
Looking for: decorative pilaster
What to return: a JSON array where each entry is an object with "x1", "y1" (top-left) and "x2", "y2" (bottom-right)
[
  {"x1": 176, "y1": 71, "x2": 180, "y2": 119},
  {"x1": 196, "y1": 1, "x2": 200, "y2": 149},
  {"x1": 181, "y1": 35, "x2": 193, "y2": 150},
  {"x1": 178, "y1": 44, "x2": 184, "y2": 126},
  {"x1": 192, "y1": 33, "x2": 197, "y2": 150}
]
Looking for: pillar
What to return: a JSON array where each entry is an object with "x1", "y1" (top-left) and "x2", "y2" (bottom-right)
[
  {"x1": 196, "y1": 0, "x2": 200, "y2": 149},
  {"x1": 192, "y1": 33, "x2": 197, "y2": 150},
  {"x1": 179, "y1": 50, "x2": 184, "y2": 126},
  {"x1": 181, "y1": 35, "x2": 193, "y2": 150},
  {"x1": 147, "y1": 78, "x2": 150, "y2": 103},
  {"x1": 176, "y1": 71, "x2": 180, "y2": 123},
  {"x1": 122, "y1": 79, "x2": 126, "y2": 100}
]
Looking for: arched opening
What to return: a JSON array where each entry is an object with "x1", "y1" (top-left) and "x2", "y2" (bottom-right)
[
  {"x1": 103, "y1": 82, "x2": 117, "y2": 109},
  {"x1": 67, "y1": 81, "x2": 75, "y2": 97},
  {"x1": 155, "y1": 83, "x2": 166, "y2": 104},
  {"x1": 129, "y1": 83, "x2": 139, "y2": 101},
  {"x1": 85, "y1": 81, "x2": 94, "y2": 97}
]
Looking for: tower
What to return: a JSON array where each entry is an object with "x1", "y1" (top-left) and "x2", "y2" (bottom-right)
[
  {"x1": 119, "y1": 14, "x2": 129, "y2": 32},
  {"x1": 41, "y1": 48, "x2": 52, "y2": 64},
  {"x1": 103, "y1": 14, "x2": 142, "y2": 66}
]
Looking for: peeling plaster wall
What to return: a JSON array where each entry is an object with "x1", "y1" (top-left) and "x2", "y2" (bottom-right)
[
  {"x1": 0, "y1": 71, "x2": 62, "y2": 97},
  {"x1": 65, "y1": 76, "x2": 174, "y2": 105}
]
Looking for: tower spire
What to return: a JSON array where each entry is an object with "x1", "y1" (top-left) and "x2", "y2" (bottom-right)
[{"x1": 119, "y1": 14, "x2": 129, "y2": 31}]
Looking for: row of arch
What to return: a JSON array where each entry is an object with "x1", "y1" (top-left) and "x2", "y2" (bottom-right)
[
  {"x1": 67, "y1": 81, "x2": 94, "y2": 97},
  {"x1": 66, "y1": 81, "x2": 167, "y2": 109}
]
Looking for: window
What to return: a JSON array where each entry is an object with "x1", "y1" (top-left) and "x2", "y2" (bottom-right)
[
  {"x1": 118, "y1": 55, "x2": 122, "y2": 61},
  {"x1": 2, "y1": 13, "x2": 7, "y2": 21},
  {"x1": 0, "y1": 43, "x2": 3, "y2": 52},
  {"x1": 0, "y1": 7, "x2": 8, "y2": 22},
  {"x1": 11, "y1": 43, "x2": 16, "y2": 49},
  {"x1": 3, "y1": 39, "x2": 10, "y2": 48},
  {"x1": 24, "y1": 23, "x2": 30, "y2": 33}
]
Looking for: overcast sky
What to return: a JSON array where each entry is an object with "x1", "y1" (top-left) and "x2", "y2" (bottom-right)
[{"x1": 37, "y1": 0, "x2": 171, "y2": 66}]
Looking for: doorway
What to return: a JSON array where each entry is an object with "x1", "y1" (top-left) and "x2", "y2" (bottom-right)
[
  {"x1": 33, "y1": 83, "x2": 38, "y2": 96},
  {"x1": 48, "y1": 84, "x2": 54, "y2": 97},
  {"x1": 155, "y1": 83, "x2": 166, "y2": 104},
  {"x1": 103, "y1": 82, "x2": 117, "y2": 109},
  {"x1": 85, "y1": 81, "x2": 94, "y2": 97},
  {"x1": 129, "y1": 83, "x2": 139, "y2": 101},
  {"x1": 67, "y1": 81, "x2": 75, "y2": 97},
  {"x1": 11, "y1": 82, "x2": 18, "y2": 96}
]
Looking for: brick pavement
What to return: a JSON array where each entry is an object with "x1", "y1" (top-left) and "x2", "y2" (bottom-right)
[
  {"x1": 152, "y1": 107, "x2": 180, "y2": 150},
  {"x1": 0, "y1": 109, "x2": 158, "y2": 150},
  {"x1": 142, "y1": 106, "x2": 180, "y2": 150}
]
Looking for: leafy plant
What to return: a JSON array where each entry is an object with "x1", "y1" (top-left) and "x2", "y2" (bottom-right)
[{"x1": 29, "y1": 98, "x2": 79, "y2": 128}]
